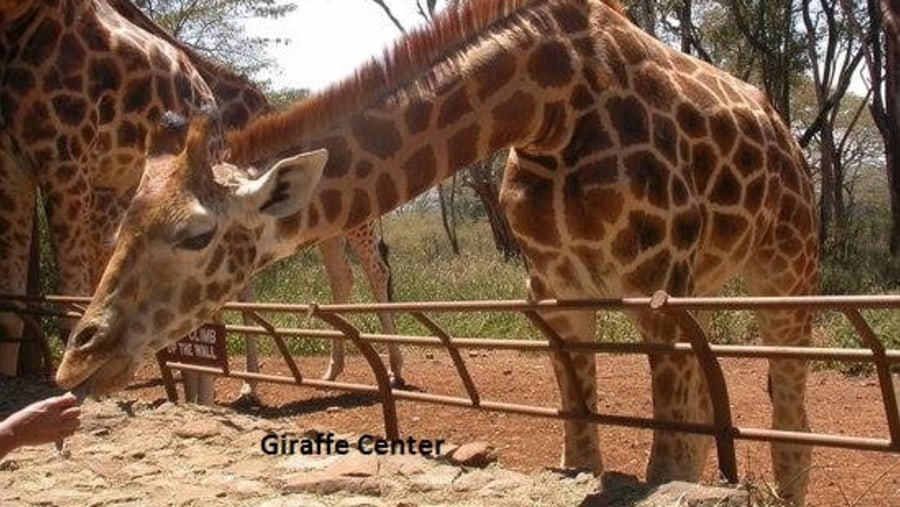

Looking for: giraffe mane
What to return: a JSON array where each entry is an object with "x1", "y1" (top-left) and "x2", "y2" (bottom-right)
[{"x1": 228, "y1": 0, "x2": 625, "y2": 164}]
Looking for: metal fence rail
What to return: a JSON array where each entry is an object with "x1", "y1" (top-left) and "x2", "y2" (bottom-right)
[{"x1": 2, "y1": 291, "x2": 900, "y2": 483}]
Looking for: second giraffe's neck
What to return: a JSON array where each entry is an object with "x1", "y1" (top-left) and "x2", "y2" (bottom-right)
[{"x1": 233, "y1": 0, "x2": 626, "y2": 261}]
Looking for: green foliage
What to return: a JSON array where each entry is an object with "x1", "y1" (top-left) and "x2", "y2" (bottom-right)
[
  {"x1": 134, "y1": 0, "x2": 295, "y2": 78},
  {"x1": 266, "y1": 87, "x2": 310, "y2": 110}
]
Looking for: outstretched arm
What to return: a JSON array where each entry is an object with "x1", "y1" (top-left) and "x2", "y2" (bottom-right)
[{"x1": 0, "y1": 393, "x2": 81, "y2": 458}]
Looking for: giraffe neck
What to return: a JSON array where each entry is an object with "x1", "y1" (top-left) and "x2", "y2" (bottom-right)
[
  {"x1": 107, "y1": 0, "x2": 274, "y2": 126},
  {"x1": 231, "y1": 0, "x2": 628, "y2": 264}
]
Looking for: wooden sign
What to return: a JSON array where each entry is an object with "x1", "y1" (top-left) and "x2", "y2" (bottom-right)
[{"x1": 156, "y1": 323, "x2": 228, "y2": 370}]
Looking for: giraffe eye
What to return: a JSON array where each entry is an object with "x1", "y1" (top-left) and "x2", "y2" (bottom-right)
[{"x1": 177, "y1": 228, "x2": 216, "y2": 251}]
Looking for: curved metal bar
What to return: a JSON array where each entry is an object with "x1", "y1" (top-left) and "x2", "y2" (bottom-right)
[
  {"x1": 524, "y1": 310, "x2": 591, "y2": 417},
  {"x1": 242, "y1": 310, "x2": 303, "y2": 383},
  {"x1": 650, "y1": 291, "x2": 738, "y2": 484},
  {"x1": 843, "y1": 308, "x2": 900, "y2": 449},
  {"x1": 308, "y1": 305, "x2": 399, "y2": 439},
  {"x1": 410, "y1": 312, "x2": 481, "y2": 405}
]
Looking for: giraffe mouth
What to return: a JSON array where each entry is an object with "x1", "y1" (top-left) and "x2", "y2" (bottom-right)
[
  {"x1": 56, "y1": 321, "x2": 136, "y2": 396},
  {"x1": 71, "y1": 380, "x2": 93, "y2": 403}
]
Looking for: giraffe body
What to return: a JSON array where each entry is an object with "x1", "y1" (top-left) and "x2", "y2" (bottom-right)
[
  {"x1": 0, "y1": 0, "x2": 402, "y2": 386},
  {"x1": 57, "y1": 0, "x2": 817, "y2": 503}
]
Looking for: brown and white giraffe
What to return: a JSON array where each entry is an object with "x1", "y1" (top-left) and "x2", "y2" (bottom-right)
[
  {"x1": 0, "y1": 0, "x2": 403, "y2": 387},
  {"x1": 57, "y1": 0, "x2": 818, "y2": 503}
]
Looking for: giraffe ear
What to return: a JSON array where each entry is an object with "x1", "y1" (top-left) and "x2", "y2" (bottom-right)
[{"x1": 236, "y1": 149, "x2": 328, "y2": 218}]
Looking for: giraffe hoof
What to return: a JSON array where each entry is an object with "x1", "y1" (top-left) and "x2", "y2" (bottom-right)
[
  {"x1": 389, "y1": 375, "x2": 406, "y2": 389},
  {"x1": 232, "y1": 392, "x2": 261, "y2": 407}
]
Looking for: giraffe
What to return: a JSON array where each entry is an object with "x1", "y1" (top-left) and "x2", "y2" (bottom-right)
[
  {"x1": 0, "y1": 0, "x2": 403, "y2": 387},
  {"x1": 56, "y1": 0, "x2": 818, "y2": 503}
]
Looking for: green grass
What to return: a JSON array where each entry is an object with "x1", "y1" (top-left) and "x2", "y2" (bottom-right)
[{"x1": 233, "y1": 212, "x2": 777, "y2": 358}]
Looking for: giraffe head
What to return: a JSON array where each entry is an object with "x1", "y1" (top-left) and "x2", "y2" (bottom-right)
[{"x1": 55, "y1": 112, "x2": 328, "y2": 395}]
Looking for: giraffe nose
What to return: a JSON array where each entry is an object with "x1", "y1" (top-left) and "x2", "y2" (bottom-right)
[{"x1": 69, "y1": 323, "x2": 101, "y2": 350}]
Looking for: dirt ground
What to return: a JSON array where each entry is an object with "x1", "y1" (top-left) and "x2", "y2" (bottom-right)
[{"x1": 3, "y1": 349, "x2": 900, "y2": 506}]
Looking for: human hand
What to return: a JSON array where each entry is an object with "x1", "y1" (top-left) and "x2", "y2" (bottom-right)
[{"x1": 0, "y1": 393, "x2": 82, "y2": 448}]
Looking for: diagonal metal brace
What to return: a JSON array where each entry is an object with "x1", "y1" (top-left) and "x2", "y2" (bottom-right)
[
  {"x1": 843, "y1": 309, "x2": 900, "y2": 449},
  {"x1": 243, "y1": 310, "x2": 303, "y2": 383},
  {"x1": 524, "y1": 310, "x2": 592, "y2": 418},
  {"x1": 411, "y1": 312, "x2": 481, "y2": 405},
  {"x1": 309, "y1": 304, "x2": 399, "y2": 439}
]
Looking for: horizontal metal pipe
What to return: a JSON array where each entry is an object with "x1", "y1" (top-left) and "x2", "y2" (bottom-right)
[
  {"x1": 732, "y1": 427, "x2": 897, "y2": 452},
  {"x1": 222, "y1": 324, "x2": 900, "y2": 362},
  {"x1": 7, "y1": 293, "x2": 900, "y2": 313},
  {"x1": 164, "y1": 362, "x2": 380, "y2": 394},
  {"x1": 163, "y1": 363, "x2": 900, "y2": 453}
]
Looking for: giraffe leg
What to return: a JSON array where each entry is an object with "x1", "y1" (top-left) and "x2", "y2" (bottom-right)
[
  {"x1": 346, "y1": 223, "x2": 404, "y2": 387},
  {"x1": 0, "y1": 149, "x2": 36, "y2": 376},
  {"x1": 237, "y1": 285, "x2": 261, "y2": 404},
  {"x1": 319, "y1": 237, "x2": 353, "y2": 381},
  {"x1": 40, "y1": 166, "x2": 95, "y2": 345},
  {"x1": 744, "y1": 243, "x2": 817, "y2": 504},
  {"x1": 636, "y1": 310, "x2": 714, "y2": 484},
  {"x1": 529, "y1": 279, "x2": 603, "y2": 473}
]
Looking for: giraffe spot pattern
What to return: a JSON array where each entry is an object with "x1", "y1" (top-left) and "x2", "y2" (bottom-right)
[
  {"x1": 321, "y1": 136, "x2": 353, "y2": 178},
  {"x1": 612, "y1": 211, "x2": 667, "y2": 264},
  {"x1": 51, "y1": 93, "x2": 87, "y2": 126},
  {"x1": 404, "y1": 146, "x2": 438, "y2": 198},
  {"x1": 551, "y1": 4, "x2": 589, "y2": 34},
  {"x1": 711, "y1": 213, "x2": 749, "y2": 251},
  {"x1": 710, "y1": 166, "x2": 742, "y2": 206},
  {"x1": 350, "y1": 114, "x2": 403, "y2": 159},
  {"x1": 376, "y1": 173, "x2": 400, "y2": 213},
  {"x1": 123, "y1": 76, "x2": 153, "y2": 112},
  {"x1": 320, "y1": 189, "x2": 343, "y2": 223},
  {"x1": 180, "y1": 278, "x2": 202, "y2": 313},
  {"x1": 87, "y1": 58, "x2": 121, "y2": 99},
  {"x1": 690, "y1": 142, "x2": 718, "y2": 194},
  {"x1": 404, "y1": 98, "x2": 433, "y2": 135},
  {"x1": 624, "y1": 151, "x2": 670, "y2": 209},
  {"x1": 561, "y1": 113, "x2": 613, "y2": 166},
  {"x1": 607, "y1": 95, "x2": 649, "y2": 146},
  {"x1": 625, "y1": 249, "x2": 672, "y2": 290},
  {"x1": 652, "y1": 114, "x2": 679, "y2": 165},
  {"x1": 437, "y1": 87, "x2": 473, "y2": 129},
  {"x1": 505, "y1": 169, "x2": 560, "y2": 246},
  {"x1": 355, "y1": 160, "x2": 374, "y2": 179},
  {"x1": 734, "y1": 141, "x2": 764, "y2": 176},
  {"x1": 21, "y1": 18, "x2": 61, "y2": 65},
  {"x1": 526, "y1": 40, "x2": 574, "y2": 88},
  {"x1": 634, "y1": 64, "x2": 678, "y2": 111},
  {"x1": 489, "y1": 90, "x2": 537, "y2": 148},
  {"x1": 58, "y1": 33, "x2": 86, "y2": 74},
  {"x1": 347, "y1": 189, "x2": 372, "y2": 229},
  {"x1": 710, "y1": 110, "x2": 738, "y2": 155},
  {"x1": 447, "y1": 124, "x2": 480, "y2": 173},
  {"x1": 672, "y1": 209, "x2": 702, "y2": 250},
  {"x1": 473, "y1": 49, "x2": 517, "y2": 102}
]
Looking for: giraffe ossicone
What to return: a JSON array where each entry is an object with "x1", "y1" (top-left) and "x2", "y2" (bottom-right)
[{"x1": 57, "y1": 0, "x2": 818, "y2": 504}]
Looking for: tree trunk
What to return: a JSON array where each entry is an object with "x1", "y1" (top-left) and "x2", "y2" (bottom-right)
[
  {"x1": 465, "y1": 159, "x2": 520, "y2": 260},
  {"x1": 882, "y1": 0, "x2": 900, "y2": 257},
  {"x1": 680, "y1": 0, "x2": 693, "y2": 55},
  {"x1": 437, "y1": 181, "x2": 461, "y2": 255},
  {"x1": 633, "y1": 0, "x2": 658, "y2": 37}
]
